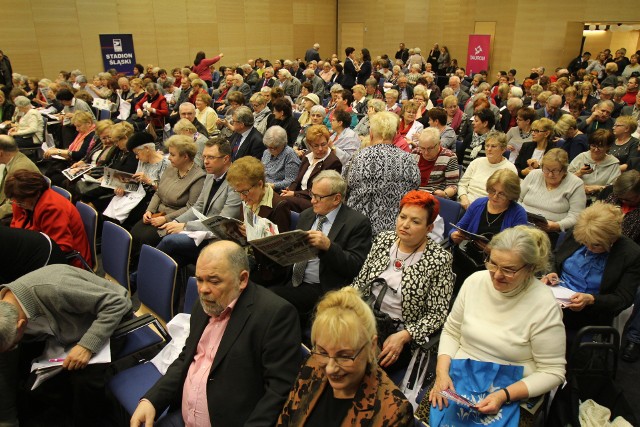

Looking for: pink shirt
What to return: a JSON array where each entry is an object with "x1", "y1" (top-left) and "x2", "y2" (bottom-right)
[{"x1": 181, "y1": 298, "x2": 238, "y2": 427}]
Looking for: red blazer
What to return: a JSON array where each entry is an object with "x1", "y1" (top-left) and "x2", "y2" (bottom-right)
[
  {"x1": 11, "y1": 189, "x2": 92, "y2": 268},
  {"x1": 135, "y1": 93, "x2": 169, "y2": 128}
]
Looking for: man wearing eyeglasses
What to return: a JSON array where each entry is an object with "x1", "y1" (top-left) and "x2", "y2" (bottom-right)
[
  {"x1": 156, "y1": 137, "x2": 241, "y2": 268},
  {"x1": 578, "y1": 100, "x2": 615, "y2": 134},
  {"x1": 272, "y1": 170, "x2": 372, "y2": 326}
]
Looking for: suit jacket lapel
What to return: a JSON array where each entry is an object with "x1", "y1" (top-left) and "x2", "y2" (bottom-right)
[
  {"x1": 205, "y1": 179, "x2": 227, "y2": 214},
  {"x1": 210, "y1": 282, "x2": 255, "y2": 372}
]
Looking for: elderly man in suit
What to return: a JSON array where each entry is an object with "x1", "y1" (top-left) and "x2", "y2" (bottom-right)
[
  {"x1": 156, "y1": 137, "x2": 241, "y2": 267},
  {"x1": 0, "y1": 135, "x2": 40, "y2": 221},
  {"x1": 305, "y1": 43, "x2": 321, "y2": 63},
  {"x1": 130, "y1": 240, "x2": 301, "y2": 427},
  {"x1": 535, "y1": 94, "x2": 567, "y2": 122},
  {"x1": 277, "y1": 69, "x2": 302, "y2": 99},
  {"x1": 229, "y1": 106, "x2": 265, "y2": 160},
  {"x1": 448, "y1": 75, "x2": 470, "y2": 106},
  {"x1": 253, "y1": 67, "x2": 276, "y2": 94},
  {"x1": 302, "y1": 68, "x2": 324, "y2": 100},
  {"x1": 272, "y1": 170, "x2": 373, "y2": 324},
  {"x1": 577, "y1": 99, "x2": 615, "y2": 134}
]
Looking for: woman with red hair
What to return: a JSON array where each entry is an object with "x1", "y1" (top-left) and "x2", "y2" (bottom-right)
[
  {"x1": 5, "y1": 170, "x2": 92, "y2": 268},
  {"x1": 351, "y1": 190, "x2": 454, "y2": 374}
]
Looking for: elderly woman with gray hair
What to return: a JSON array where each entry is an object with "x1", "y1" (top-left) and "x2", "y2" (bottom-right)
[
  {"x1": 262, "y1": 125, "x2": 301, "y2": 191},
  {"x1": 250, "y1": 92, "x2": 272, "y2": 135},
  {"x1": 7, "y1": 96, "x2": 43, "y2": 147},
  {"x1": 133, "y1": 82, "x2": 169, "y2": 130}
]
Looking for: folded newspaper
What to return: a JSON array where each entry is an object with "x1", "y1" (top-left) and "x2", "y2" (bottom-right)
[
  {"x1": 201, "y1": 213, "x2": 317, "y2": 266},
  {"x1": 62, "y1": 164, "x2": 95, "y2": 181},
  {"x1": 101, "y1": 167, "x2": 141, "y2": 192},
  {"x1": 450, "y1": 223, "x2": 490, "y2": 243}
]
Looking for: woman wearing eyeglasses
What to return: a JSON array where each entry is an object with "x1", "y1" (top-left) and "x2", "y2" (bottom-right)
[
  {"x1": 450, "y1": 169, "x2": 527, "y2": 295},
  {"x1": 277, "y1": 287, "x2": 414, "y2": 427},
  {"x1": 351, "y1": 191, "x2": 453, "y2": 374},
  {"x1": 610, "y1": 116, "x2": 639, "y2": 172},
  {"x1": 568, "y1": 129, "x2": 621, "y2": 200},
  {"x1": 226, "y1": 156, "x2": 291, "y2": 287},
  {"x1": 514, "y1": 118, "x2": 556, "y2": 178},
  {"x1": 542, "y1": 202, "x2": 640, "y2": 342},
  {"x1": 519, "y1": 149, "x2": 586, "y2": 243},
  {"x1": 458, "y1": 131, "x2": 517, "y2": 210},
  {"x1": 281, "y1": 125, "x2": 342, "y2": 213},
  {"x1": 424, "y1": 226, "x2": 565, "y2": 425}
]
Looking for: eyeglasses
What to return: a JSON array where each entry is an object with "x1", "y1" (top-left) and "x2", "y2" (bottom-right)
[
  {"x1": 485, "y1": 259, "x2": 529, "y2": 279},
  {"x1": 310, "y1": 192, "x2": 337, "y2": 201},
  {"x1": 531, "y1": 129, "x2": 544, "y2": 133},
  {"x1": 311, "y1": 344, "x2": 366, "y2": 367},
  {"x1": 234, "y1": 183, "x2": 257, "y2": 196},
  {"x1": 418, "y1": 144, "x2": 439, "y2": 152},
  {"x1": 487, "y1": 189, "x2": 508, "y2": 200},
  {"x1": 613, "y1": 124, "x2": 626, "y2": 127},
  {"x1": 203, "y1": 155, "x2": 226, "y2": 161},
  {"x1": 542, "y1": 168, "x2": 563, "y2": 175},
  {"x1": 589, "y1": 144, "x2": 606, "y2": 151}
]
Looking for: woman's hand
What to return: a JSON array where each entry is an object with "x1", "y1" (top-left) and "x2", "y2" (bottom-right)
[
  {"x1": 142, "y1": 211, "x2": 153, "y2": 224},
  {"x1": 567, "y1": 292, "x2": 595, "y2": 311},
  {"x1": 132, "y1": 172, "x2": 151, "y2": 185},
  {"x1": 459, "y1": 195, "x2": 470, "y2": 210},
  {"x1": 543, "y1": 220, "x2": 560, "y2": 232},
  {"x1": 280, "y1": 190, "x2": 294, "y2": 197},
  {"x1": 450, "y1": 230, "x2": 466, "y2": 245},
  {"x1": 149, "y1": 216, "x2": 167, "y2": 227},
  {"x1": 576, "y1": 165, "x2": 593, "y2": 178},
  {"x1": 160, "y1": 221, "x2": 185, "y2": 235},
  {"x1": 526, "y1": 158, "x2": 540, "y2": 169},
  {"x1": 429, "y1": 372, "x2": 456, "y2": 410},
  {"x1": 475, "y1": 390, "x2": 508, "y2": 414},
  {"x1": 114, "y1": 187, "x2": 125, "y2": 197},
  {"x1": 584, "y1": 184, "x2": 603, "y2": 195},
  {"x1": 136, "y1": 109, "x2": 144, "y2": 118},
  {"x1": 71, "y1": 160, "x2": 86, "y2": 169},
  {"x1": 541, "y1": 272, "x2": 560, "y2": 286},
  {"x1": 379, "y1": 330, "x2": 411, "y2": 367},
  {"x1": 238, "y1": 223, "x2": 247, "y2": 237}
]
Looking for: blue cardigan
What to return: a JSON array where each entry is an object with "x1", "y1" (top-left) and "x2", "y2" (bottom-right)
[{"x1": 448, "y1": 197, "x2": 528, "y2": 240}]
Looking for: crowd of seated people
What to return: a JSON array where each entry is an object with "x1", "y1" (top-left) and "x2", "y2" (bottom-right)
[{"x1": 2, "y1": 42, "x2": 640, "y2": 427}]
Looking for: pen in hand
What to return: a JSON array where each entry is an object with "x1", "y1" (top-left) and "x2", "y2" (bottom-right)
[{"x1": 48, "y1": 358, "x2": 65, "y2": 362}]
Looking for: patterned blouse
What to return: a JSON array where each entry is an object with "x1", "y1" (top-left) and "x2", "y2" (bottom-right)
[
  {"x1": 352, "y1": 231, "x2": 454, "y2": 346},
  {"x1": 344, "y1": 144, "x2": 420, "y2": 236}
]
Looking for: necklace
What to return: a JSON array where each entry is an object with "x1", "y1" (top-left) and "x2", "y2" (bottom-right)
[
  {"x1": 392, "y1": 239, "x2": 425, "y2": 272},
  {"x1": 518, "y1": 128, "x2": 531, "y2": 139},
  {"x1": 178, "y1": 162, "x2": 194, "y2": 179},
  {"x1": 485, "y1": 208, "x2": 505, "y2": 227}
]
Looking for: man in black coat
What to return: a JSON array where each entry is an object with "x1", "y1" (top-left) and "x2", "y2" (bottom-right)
[
  {"x1": 229, "y1": 106, "x2": 265, "y2": 160},
  {"x1": 395, "y1": 43, "x2": 409, "y2": 64},
  {"x1": 130, "y1": 240, "x2": 301, "y2": 427}
]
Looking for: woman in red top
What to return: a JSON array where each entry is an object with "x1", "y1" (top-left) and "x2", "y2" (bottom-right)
[
  {"x1": 134, "y1": 82, "x2": 169, "y2": 129},
  {"x1": 6, "y1": 170, "x2": 92, "y2": 268},
  {"x1": 191, "y1": 51, "x2": 224, "y2": 87}
]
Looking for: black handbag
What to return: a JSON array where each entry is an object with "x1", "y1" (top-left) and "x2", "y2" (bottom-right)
[{"x1": 366, "y1": 278, "x2": 402, "y2": 346}]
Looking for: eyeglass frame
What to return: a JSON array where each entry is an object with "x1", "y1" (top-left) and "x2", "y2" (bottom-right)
[
  {"x1": 484, "y1": 257, "x2": 530, "y2": 279},
  {"x1": 233, "y1": 183, "x2": 258, "y2": 196},
  {"x1": 310, "y1": 344, "x2": 367, "y2": 367},
  {"x1": 310, "y1": 191, "x2": 338, "y2": 201},
  {"x1": 487, "y1": 188, "x2": 508, "y2": 200}
]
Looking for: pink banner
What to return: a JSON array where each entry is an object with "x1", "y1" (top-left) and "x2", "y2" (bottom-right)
[{"x1": 467, "y1": 35, "x2": 491, "y2": 75}]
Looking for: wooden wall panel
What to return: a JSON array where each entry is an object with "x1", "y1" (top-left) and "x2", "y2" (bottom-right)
[{"x1": 2, "y1": 0, "x2": 336, "y2": 80}]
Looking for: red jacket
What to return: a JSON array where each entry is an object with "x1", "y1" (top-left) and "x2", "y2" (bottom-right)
[
  {"x1": 11, "y1": 189, "x2": 92, "y2": 268},
  {"x1": 135, "y1": 93, "x2": 169, "y2": 128}
]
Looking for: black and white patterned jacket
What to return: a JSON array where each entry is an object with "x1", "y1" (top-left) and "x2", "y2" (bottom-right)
[{"x1": 351, "y1": 231, "x2": 454, "y2": 346}]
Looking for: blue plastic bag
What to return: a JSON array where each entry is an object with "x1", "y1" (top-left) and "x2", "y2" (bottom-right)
[{"x1": 430, "y1": 359, "x2": 524, "y2": 426}]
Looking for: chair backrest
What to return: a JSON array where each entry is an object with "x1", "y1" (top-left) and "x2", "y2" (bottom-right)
[
  {"x1": 101, "y1": 221, "x2": 132, "y2": 293},
  {"x1": 290, "y1": 211, "x2": 300, "y2": 229},
  {"x1": 75, "y1": 201, "x2": 98, "y2": 271},
  {"x1": 98, "y1": 109, "x2": 111, "y2": 121},
  {"x1": 435, "y1": 196, "x2": 463, "y2": 238},
  {"x1": 43, "y1": 175, "x2": 51, "y2": 187},
  {"x1": 137, "y1": 244, "x2": 178, "y2": 324},
  {"x1": 183, "y1": 276, "x2": 198, "y2": 314},
  {"x1": 51, "y1": 185, "x2": 72, "y2": 201}
]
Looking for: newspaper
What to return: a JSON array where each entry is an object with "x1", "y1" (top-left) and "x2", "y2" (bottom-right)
[
  {"x1": 62, "y1": 164, "x2": 95, "y2": 181},
  {"x1": 526, "y1": 211, "x2": 548, "y2": 228},
  {"x1": 550, "y1": 285, "x2": 575, "y2": 307},
  {"x1": 450, "y1": 223, "x2": 490, "y2": 243},
  {"x1": 30, "y1": 338, "x2": 111, "y2": 390},
  {"x1": 201, "y1": 213, "x2": 317, "y2": 266},
  {"x1": 101, "y1": 167, "x2": 140, "y2": 192}
]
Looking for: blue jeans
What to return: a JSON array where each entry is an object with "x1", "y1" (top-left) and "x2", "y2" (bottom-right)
[
  {"x1": 626, "y1": 286, "x2": 640, "y2": 343},
  {"x1": 156, "y1": 233, "x2": 205, "y2": 267}
]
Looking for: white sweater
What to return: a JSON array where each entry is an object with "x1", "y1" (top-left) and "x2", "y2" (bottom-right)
[
  {"x1": 458, "y1": 157, "x2": 517, "y2": 202},
  {"x1": 439, "y1": 271, "x2": 566, "y2": 397},
  {"x1": 519, "y1": 169, "x2": 587, "y2": 232}
]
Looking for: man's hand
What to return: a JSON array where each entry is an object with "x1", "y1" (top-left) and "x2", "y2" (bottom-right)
[
  {"x1": 306, "y1": 230, "x2": 330, "y2": 251},
  {"x1": 130, "y1": 399, "x2": 156, "y2": 427},
  {"x1": 149, "y1": 216, "x2": 167, "y2": 227},
  {"x1": 160, "y1": 221, "x2": 185, "y2": 234},
  {"x1": 62, "y1": 345, "x2": 92, "y2": 370}
]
